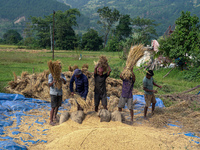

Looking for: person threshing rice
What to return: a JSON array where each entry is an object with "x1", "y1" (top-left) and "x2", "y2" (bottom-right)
[
  {"x1": 143, "y1": 70, "x2": 162, "y2": 119},
  {"x1": 48, "y1": 61, "x2": 66, "y2": 126},
  {"x1": 118, "y1": 67, "x2": 135, "y2": 122},
  {"x1": 70, "y1": 69, "x2": 88, "y2": 111},
  {"x1": 94, "y1": 63, "x2": 111, "y2": 112}
]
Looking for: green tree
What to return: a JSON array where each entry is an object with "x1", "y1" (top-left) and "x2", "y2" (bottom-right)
[
  {"x1": 55, "y1": 9, "x2": 80, "y2": 50},
  {"x1": 3, "y1": 30, "x2": 23, "y2": 44},
  {"x1": 159, "y1": 11, "x2": 200, "y2": 69},
  {"x1": 81, "y1": 29, "x2": 103, "y2": 51},
  {"x1": 131, "y1": 16, "x2": 158, "y2": 45},
  {"x1": 30, "y1": 9, "x2": 80, "y2": 49},
  {"x1": 115, "y1": 14, "x2": 132, "y2": 41},
  {"x1": 97, "y1": 6, "x2": 120, "y2": 48}
]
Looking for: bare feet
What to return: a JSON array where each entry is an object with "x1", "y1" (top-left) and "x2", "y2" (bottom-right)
[{"x1": 49, "y1": 121, "x2": 56, "y2": 126}]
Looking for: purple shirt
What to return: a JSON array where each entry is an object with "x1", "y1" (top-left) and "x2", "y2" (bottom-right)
[{"x1": 121, "y1": 79, "x2": 134, "y2": 98}]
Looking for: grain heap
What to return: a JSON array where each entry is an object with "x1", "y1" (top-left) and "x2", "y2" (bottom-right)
[
  {"x1": 48, "y1": 60, "x2": 62, "y2": 89},
  {"x1": 121, "y1": 44, "x2": 144, "y2": 80}
]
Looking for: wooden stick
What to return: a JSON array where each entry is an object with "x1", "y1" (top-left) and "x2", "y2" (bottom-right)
[
  {"x1": 163, "y1": 66, "x2": 175, "y2": 78},
  {"x1": 182, "y1": 85, "x2": 200, "y2": 94}
]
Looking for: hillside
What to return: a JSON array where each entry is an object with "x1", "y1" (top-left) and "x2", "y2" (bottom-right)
[
  {"x1": 0, "y1": 0, "x2": 70, "y2": 20},
  {"x1": 58, "y1": 0, "x2": 200, "y2": 36}
]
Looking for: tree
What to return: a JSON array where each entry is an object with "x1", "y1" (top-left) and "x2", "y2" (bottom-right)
[
  {"x1": 30, "y1": 9, "x2": 80, "y2": 49},
  {"x1": 97, "y1": 6, "x2": 120, "y2": 48},
  {"x1": 81, "y1": 29, "x2": 103, "y2": 51},
  {"x1": 131, "y1": 16, "x2": 158, "y2": 45},
  {"x1": 3, "y1": 30, "x2": 23, "y2": 44},
  {"x1": 55, "y1": 9, "x2": 80, "y2": 50},
  {"x1": 159, "y1": 11, "x2": 200, "y2": 69},
  {"x1": 115, "y1": 14, "x2": 132, "y2": 41}
]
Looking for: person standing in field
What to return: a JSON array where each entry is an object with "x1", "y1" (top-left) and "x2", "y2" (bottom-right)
[
  {"x1": 118, "y1": 67, "x2": 135, "y2": 122},
  {"x1": 143, "y1": 70, "x2": 162, "y2": 118},
  {"x1": 48, "y1": 63, "x2": 66, "y2": 126},
  {"x1": 94, "y1": 64, "x2": 111, "y2": 112},
  {"x1": 70, "y1": 69, "x2": 88, "y2": 111}
]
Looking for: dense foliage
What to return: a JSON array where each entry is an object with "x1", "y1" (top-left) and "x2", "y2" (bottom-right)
[
  {"x1": 2, "y1": 30, "x2": 22, "y2": 44},
  {"x1": 159, "y1": 11, "x2": 200, "y2": 80},
  {"x1": 81, "y1": 29, "x2": 103, "y2": 51},
  {"x1": 60, "y1": 0, "x2": 200, "y2": 36}
]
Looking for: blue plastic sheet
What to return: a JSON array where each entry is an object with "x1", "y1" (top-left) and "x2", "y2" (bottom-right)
[
  {"x1": 124, "y1": 95, "x2": 165, "y2": 109},
  {"x1": 0, "y1": 93, "x2": 68, "y2": 149}
]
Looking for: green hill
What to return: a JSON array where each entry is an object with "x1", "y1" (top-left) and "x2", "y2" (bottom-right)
[
  {"x1": 58, "y1": 0, "x2": 200, "y2": 36},
  {"x1": 0, "y1": 0, "x2": 70, "y2": 20}
]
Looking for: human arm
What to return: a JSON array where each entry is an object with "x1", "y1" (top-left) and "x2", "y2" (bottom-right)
[
  {"x1": 70, "y1": 75, "x2": 75, "y2": 95},
  {"x1": 107, "y1": 65, "x2": 111, "y2": 76},
  {"x1": 94, "y1": 64, "x2": 98, "y2": 75},
  {"x1": 153, "y1": 82, "x2": 162, "y2": 89},
  {"x1": 61, "y1": 74, "x2": 67, "y2": 84},
  {"x1": 82, "y1": 76, "x2": 88, "y2": 99},
  {"x1": 48, "y1": 74, "x2": 56, "y2": 87}
]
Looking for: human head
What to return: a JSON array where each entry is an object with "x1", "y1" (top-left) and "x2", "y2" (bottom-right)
[
  {"x1": 98, "y1": 67, "x2": 104, "y2": 76},
  {"x1": 146, "y1": 70, "x2": 154, "y2": 79},
  {"x1": 74, "y1": 69, "x2": 82, "y2": 78}
]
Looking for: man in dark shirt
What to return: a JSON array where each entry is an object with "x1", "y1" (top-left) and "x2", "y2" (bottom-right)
[
  {"x1": 118, "y1": 67, "x2": 135, "y2": 122},
  {"x1": 94, "y1": 64, "x2": 111, "y2": 112},
  {"x1": 70, "y1": 69, "x2": 88, "y2": 110}
]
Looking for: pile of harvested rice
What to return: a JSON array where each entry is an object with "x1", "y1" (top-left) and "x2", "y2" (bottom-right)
[{"x1": 121, "y1": 44, "x2": 144, "y2": 80}]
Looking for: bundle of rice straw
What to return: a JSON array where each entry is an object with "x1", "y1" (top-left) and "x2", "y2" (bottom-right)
[
  {"x1": 82, "y1": 64, "x2": 89, "y2": 69},
  {"x1": 48, "y1": 60, "x2": 62, "y2": 89},
  {"x1": 74, "y1": 94, "x2": 89, "y2": 109},
  {"x1": 13, "y1": 72, "x2": 17, "y2": 82},
  {"x1": 95, "y1": 55, "x2": 108, "y2": 72},
  {"x1": 121, "y1": 44, "x2": 144, "y2": 80}
]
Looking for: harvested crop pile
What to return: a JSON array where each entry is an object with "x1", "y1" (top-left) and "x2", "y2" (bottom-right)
[{"x1": 6, "y1": 65, "x2": 132, "y2": 111}]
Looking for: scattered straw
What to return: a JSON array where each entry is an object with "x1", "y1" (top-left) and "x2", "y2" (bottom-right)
[{"x1": 13, "y1": 72, "x2": 17, "y2": 81}]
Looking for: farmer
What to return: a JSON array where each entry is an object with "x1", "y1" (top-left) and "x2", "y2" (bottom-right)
[
  {"x1": 143, "y1": 70, "x2": 162, "y2": 118},
  {"x1": 94, "y1": 64, "x2": 111, "y2": 112},
  {"x1": 70, "y1": 69, "x2": 88, "y2": 111},
  {"x1": 118, "y1": 67, "x2": 135, "y2": 122},
  {"x1": 48, "y1": 63, "x2": 66, "y2": 126}
]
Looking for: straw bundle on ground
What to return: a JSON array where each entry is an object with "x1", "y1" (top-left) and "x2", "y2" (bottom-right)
[
  {"x1": 74, "y1": 94, "x2": 89, "y2": 110},
  {"x1": 48, "y1": 60, "x2": 62, "y2": 89},
  {"x1": 121, "y1": 44, "x2": 144, "y2": 80},
  {"x1": 68, "y1": 65, "x2": 73, "y2": 72},
  {"x1": 72, "y1": 65, "x2": 78, "y2": 71},
  {"x1": 82, "y1": 64, "x2": 88, "y2": 69},
  {"x1": 13, "y1": 72, "x2": 17, "y2": 82}
]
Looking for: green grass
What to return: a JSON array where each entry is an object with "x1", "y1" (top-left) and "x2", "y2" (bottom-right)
[
  {"x1": 0, "y1": 44, "x2": 19, "y2": 49},
  {"x1": 0, "y1": 49, "x2": 199, "y2": 98}
]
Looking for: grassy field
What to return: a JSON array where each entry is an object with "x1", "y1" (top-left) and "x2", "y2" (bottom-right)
[{"x1": 0, "y1": 48, "x2": 199, "y2": 97}]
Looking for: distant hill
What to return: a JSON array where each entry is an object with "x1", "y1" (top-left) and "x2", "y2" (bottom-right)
[
  {"x1": 58, "y1": 0, "x2": 200, "y2": 36},
  {"x1": 0, "y1": 0, "x2": 70, "y2": 21}
]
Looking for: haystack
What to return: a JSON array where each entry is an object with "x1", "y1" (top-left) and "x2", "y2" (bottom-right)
[
  {"x1": 121, "y1": 44, "x2": 144, "y2": 80},
  {"x1": 48, "y1": 60, "x2": 62, "y2": 89}
]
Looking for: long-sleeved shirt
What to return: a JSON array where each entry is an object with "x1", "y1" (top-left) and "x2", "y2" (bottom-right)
[
  {"x1": 70, "y1": 74, "x2": 88, "y2": 99},
  {"x1": 48, "y1": 73, "x2": 67, "y2": 96}
]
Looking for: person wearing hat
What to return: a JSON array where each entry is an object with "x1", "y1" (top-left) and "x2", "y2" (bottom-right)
[
  {"x1": 70, "y1": 69, "x2": 88, "y2": 110},
  {"x1": 143, "y1": 70, "x2": 162, "y2": 118},
  {"x1": 94, "y1": 64, "x2": 111, "y2": 112}
]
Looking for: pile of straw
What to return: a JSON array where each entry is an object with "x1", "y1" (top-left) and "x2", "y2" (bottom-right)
[
  {"x1": 48, "y1": 60, "x2": 62, "y2": 89},
  {"x1": 121, "y1": 44, "x2": 144, "y2": 80}
]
